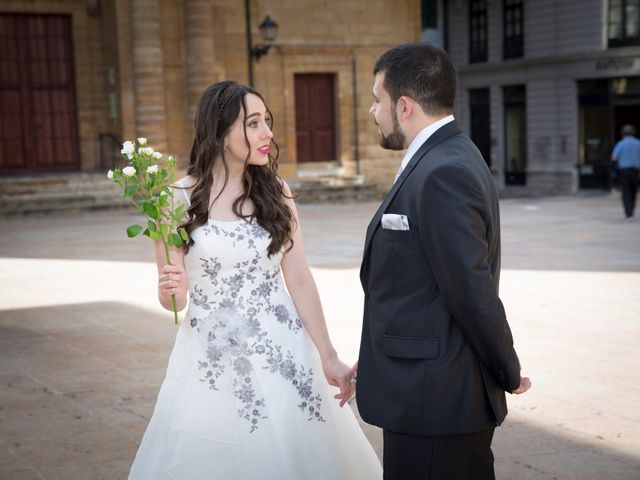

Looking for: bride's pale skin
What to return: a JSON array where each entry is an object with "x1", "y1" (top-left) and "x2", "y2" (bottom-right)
[{"x1": 153, "y1": 93, "x2": 356, "y2": 405}]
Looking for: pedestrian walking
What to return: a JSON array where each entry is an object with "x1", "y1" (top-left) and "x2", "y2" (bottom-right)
[{"x1": 611, "y1": 124, "x2": 640, "y2": 220}]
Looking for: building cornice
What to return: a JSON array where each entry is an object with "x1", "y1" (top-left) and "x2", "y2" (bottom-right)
[{"x1": 457, "y1": 46, "x2": 640, "y2": 74}]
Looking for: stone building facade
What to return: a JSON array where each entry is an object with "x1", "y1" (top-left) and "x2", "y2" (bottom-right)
[
  {"x1": 0, "y1": 0, "x2": 421, "y2": 189},
  {"x1": 445, "y1": 0, "x2": 640, "y2": 195}
]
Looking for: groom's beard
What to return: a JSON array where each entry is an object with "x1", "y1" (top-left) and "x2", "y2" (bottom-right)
[{"x1": 378, "y1": 108, "x2": 405, "y2": 151}]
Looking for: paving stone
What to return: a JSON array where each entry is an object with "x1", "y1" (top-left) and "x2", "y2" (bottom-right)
[{"x1": 0, "y1": 193, "x2": 639, "y2": 478}]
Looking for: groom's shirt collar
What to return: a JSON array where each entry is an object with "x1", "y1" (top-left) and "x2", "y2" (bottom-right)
[{"x1": 398, "y1": 114, "x2": 455, "y2": 176}]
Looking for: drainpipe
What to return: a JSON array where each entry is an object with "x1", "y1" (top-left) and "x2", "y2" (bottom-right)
[{"x1": 351, "y1": 54, "x2": 361, "y2": 176}]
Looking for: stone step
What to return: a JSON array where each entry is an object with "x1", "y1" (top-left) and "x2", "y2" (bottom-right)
[
  {"x1": 1, "y1": 192, "x2": 133, "y2": 216},
  {"x1": 0, "y1": 172, "x2": 382, "y2": 216},
  {"x1": 3, "y1": 183, "x2": 121, "y2": 195},
  {"x1": 291, "y1": 183, "x2": 382, "y2": 204},
  {"x1": 0, "y1": 172, "x2": 117, "y2": 195},
  {"x1": 0, "y1": 172, "x2": 130, "y2": 216},
  {"x1": 287, "y1": 174, "x2": 382, "y2": 203}
]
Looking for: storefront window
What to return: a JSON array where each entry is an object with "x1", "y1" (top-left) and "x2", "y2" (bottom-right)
[
  {"x1": 469, "y1": 88, "x2": 491, "y2": 167},
  {"x1": 503, "y1": 85, "x2": 527, "y2": 185},
  {"x1": 578, "y1": 80, "x2": 612, "y2": 189}
]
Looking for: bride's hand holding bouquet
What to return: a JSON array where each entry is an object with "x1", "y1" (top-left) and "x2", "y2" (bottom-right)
[{"x1": 107, "y1": 138, "x2": 189, "y2": 324}]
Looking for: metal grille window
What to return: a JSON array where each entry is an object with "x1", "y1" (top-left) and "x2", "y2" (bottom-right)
[
  {"x1": 609, "y1": 0, "x2": 640, "y2": 47},
  {"x1": 469, "y1": 0, "x2": 488, "y2": 63},
  {"x1": 503, "y1": 0, "x2": 523, "y2": 59}
]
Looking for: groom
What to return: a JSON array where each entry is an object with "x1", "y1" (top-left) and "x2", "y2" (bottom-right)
[{"x1": 355, "y1": 43, "x2": 531, "y2": 479}]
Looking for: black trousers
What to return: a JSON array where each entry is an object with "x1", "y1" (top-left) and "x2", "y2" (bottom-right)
[
  {"x1": 383, "y1": 428, "x2": 495, "y2": 480},
  {"x1": 619, "y1": 167, "x2": 639, "y2": 218}
]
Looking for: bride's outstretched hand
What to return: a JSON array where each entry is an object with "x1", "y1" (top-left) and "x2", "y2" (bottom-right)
[{"x1": 321, "y1": 355, "x2": 356, "y2": 407}]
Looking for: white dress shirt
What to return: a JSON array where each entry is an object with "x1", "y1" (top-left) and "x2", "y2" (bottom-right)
[{"x1": 394, "y1": 115, "x2": 455, "y2": 181}]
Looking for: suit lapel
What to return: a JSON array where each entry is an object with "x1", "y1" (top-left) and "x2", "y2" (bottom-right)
[{"x1": 360, "y1": 121, "x2": 462, "y2": 282}]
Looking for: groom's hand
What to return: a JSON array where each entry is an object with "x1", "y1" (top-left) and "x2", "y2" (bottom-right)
[{"x1": 512, "y1": 376, "x2": 532, "y2": 395}]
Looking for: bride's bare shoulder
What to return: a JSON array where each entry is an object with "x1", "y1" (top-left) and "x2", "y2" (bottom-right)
[{"x1": 175, "y1": 174, "x2": 197, "y2": 189}]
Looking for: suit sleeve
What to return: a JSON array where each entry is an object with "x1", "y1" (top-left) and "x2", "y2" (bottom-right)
[{"x1": 418, "y1": 163, "x2": 521, "y2": 392}]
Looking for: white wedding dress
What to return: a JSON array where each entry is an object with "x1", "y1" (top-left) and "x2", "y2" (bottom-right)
[{"x1": 128, "y1": 179, "x2": 382, "y2": 479}]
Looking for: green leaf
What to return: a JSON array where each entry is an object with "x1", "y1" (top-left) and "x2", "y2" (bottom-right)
[
  {"x1": 143, "y1": 203, "x2": 159, "y2": 219},
  {"x1": 124, "y1": 184, "x2": 137, "y2": 197},
  {"x1": 160, "y1": 223, "x2": 169, "y2": 237},
  {"x1": 126, "y1": 224, "x2": 143, "y2": 238},
  {"x1": 170, "y1": 233, "x2": 183, "y2": 247},
  {"x1": 179, "y1": 227, "x2": 189, "y2": 241},
  {"x1": 143, "y1": 229, "x2": 150, "y2": 238},
  {"x1": 147, "y1": 220, "x2": 157, "y2": 232},
  {"x1": 149, "y1": 230, "x2": 161, "y2": 241}
]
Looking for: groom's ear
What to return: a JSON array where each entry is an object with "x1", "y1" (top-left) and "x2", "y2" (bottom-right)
[{"x1": 397, "y1": 96, "x2": 417, "y2": 122}]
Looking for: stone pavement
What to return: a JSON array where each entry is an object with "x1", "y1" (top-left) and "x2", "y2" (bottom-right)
[{"x1": 0, "y1": 191, "x2": 639, "y2": 479}]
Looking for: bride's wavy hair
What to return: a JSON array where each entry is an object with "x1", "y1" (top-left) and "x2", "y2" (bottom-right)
[{"x1": 180, "y1": 80, "x2": 293, "y2": 256}]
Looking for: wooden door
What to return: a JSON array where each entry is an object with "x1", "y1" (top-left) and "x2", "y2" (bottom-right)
[
  {"x1": 0, "y1": 14, "x2": 79, "y2": 174},
  {"x1": 294, "y1": 73, "x2": 337, "y2": 163}
]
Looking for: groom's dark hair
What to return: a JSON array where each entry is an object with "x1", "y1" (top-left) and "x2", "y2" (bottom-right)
[{"x1": 374, "y1": 42, "x2": 456, "y2": 116}]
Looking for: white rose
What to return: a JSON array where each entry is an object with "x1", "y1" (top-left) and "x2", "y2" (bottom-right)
[
  {"x1": 152, "y1": 151, "x2": 162, "y2": 159},
  {"x1": 146, "y1": 164, "x2": 159, "y2": 174},
  {"x1": 107, "y1": 169, "x2": 114, "y2": 179},
  {"x1": 121, "y1": 141, "x2": 135, "y2": 155},
  {"x1": 137, "y1": 137, "x2": 147, "y2": 146},
  {"x1": 122, "y1": 166, "x2": 136, "y2": 176}
]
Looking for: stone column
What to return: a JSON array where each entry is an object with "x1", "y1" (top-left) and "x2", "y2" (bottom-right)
[
  {"x1": 131, "y1": 0, "x2": 168, "y2": 152},
  {"x1": 159, "y1": 0, "x2": 190, "y2": 159},
  {"x1": 185, "y1": 0, "x2": 221, "y2": 126},
  {"x1": 114, "y1": 0, "x2": 136, "y2": 143}
]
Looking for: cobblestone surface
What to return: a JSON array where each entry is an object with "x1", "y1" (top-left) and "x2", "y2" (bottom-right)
[{"x1": 0, "y1": 191, "x2": 639, "y2": 479}]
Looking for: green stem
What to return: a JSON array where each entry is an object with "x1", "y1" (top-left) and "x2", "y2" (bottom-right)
[{"x1": 160, "y1": 232, "x2": 179, "y2": 325}]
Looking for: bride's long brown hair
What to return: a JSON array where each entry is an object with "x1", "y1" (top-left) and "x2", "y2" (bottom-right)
[{"x1": 180, "y1": 81, "x2": 293, "y2": 256}]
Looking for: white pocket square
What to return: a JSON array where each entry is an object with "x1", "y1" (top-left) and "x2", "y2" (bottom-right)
[{"x1": 381, "y1": 213, "x2": 410, "y2": 231}]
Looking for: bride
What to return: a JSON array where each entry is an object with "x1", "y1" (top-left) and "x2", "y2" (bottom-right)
[{"x1": 127, "y1": 80, "x2": 382, "y2": 479}]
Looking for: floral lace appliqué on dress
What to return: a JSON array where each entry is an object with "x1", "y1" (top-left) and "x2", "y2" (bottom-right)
[{"x1": 187, "y1": 219, "x2": 322, "y2": 433}]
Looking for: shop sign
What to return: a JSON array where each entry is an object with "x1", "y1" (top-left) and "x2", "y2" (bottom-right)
[{"x1": 595, "y1": 58, "x2": 637, "y2": 71}]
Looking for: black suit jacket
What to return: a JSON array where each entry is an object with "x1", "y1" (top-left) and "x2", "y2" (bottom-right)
[{"x1": 356, "y1": 121, "x2": 521, "y2": 436}]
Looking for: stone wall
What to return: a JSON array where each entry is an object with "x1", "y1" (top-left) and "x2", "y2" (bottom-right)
[{"x1": 1, "y1": 0, "x2": 420, "y2": 188}]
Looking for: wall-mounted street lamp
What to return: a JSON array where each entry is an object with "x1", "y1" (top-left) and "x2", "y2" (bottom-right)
[
  {"x1": 245, "y1": 0, "x2": 278, "y2": 86},
  {"x1": 251, "y1": 16, "x2": 278, "y2": 61}
]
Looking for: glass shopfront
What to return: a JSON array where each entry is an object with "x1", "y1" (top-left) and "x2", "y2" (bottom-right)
[{"x1": 578, "y1": 77, "x2": 640, "y2": 189}]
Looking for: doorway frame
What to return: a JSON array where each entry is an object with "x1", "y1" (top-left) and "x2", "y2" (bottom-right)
[{"x1": 278, "y1": 46, "x2": 354, "y2": 176}]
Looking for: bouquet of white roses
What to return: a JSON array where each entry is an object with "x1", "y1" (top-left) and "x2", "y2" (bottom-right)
[{"x1": 108, "y1": 138, "x2": 189, "y2": 324}]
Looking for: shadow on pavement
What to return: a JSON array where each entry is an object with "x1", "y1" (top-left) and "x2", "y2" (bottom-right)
[{"x1": 1, "y1": 302, "x2": 639, "y2": 479}]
